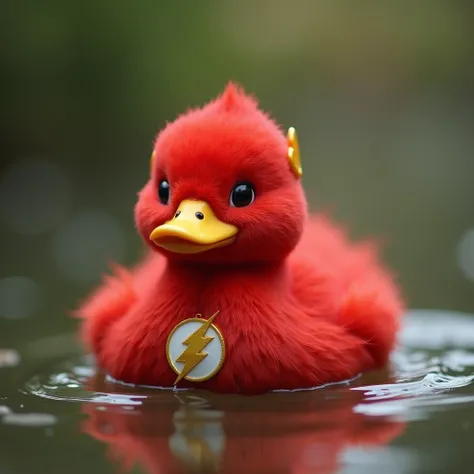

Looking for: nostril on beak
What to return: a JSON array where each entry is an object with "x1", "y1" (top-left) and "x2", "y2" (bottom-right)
[
  {"x1": 195, "y1": 212, "x2": 204, "y2": 220},
  {"x1": 175, "y1": 211, "x2": 181, "y2": 218}
]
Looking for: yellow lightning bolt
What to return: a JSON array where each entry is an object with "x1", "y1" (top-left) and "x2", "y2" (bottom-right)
[{"x1": 174, "y1": 311, "x2": 220, "y2": 385}]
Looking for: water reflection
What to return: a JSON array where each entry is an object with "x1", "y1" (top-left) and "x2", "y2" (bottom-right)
[{"x1": 81, "y1": 374, "x2": 404, "y2": 474}]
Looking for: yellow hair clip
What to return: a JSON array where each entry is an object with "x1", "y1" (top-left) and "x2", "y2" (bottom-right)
[{"x1": 287, "y1": 127, "x2": 302, "y2": 179}]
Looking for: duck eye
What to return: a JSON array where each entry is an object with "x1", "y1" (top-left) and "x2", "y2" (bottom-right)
[
  {"x1": 158, "y1": 180, "x2": 170, "y2": 205},
  {"x1": 230, "y1": 182, "x2": 255, "y2": 208}
]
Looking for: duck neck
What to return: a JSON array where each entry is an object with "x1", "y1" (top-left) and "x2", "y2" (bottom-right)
[
  {"x1": 161, "y1": 259, "x2": 290, "y2": 318},
  {"x1": 165, "y1": 259, "x2": 287, "y2": 280}
]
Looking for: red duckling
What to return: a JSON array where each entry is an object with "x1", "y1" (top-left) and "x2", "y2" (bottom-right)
[{"x1": 77, "y1": 83, "x2": 404, "y2": 394}]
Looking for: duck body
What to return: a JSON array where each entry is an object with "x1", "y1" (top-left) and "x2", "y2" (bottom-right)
[
  {"x1": 78, "y1": 83, "x2": 403, "y2": 394},
  {"x1": 81, "y1": 218, "x2": 401, "y2": 394}
]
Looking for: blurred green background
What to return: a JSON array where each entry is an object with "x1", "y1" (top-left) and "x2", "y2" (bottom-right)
[{"x1": 1, "y1": 1, "x2": 474, "y2": 347}]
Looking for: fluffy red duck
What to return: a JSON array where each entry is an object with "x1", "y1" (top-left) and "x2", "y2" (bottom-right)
[{"x1": 77, "y1": 83, "x2": 404, "y2": 394}]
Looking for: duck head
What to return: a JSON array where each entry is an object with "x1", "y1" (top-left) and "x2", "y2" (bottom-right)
[{"x1": 135, "y1": 83, "x2": 306, "y2": 264}]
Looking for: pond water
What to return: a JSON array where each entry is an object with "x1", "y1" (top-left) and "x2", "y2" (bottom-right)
[{"x1": 2, "y1": 309, "x2": 474, "y2": 474}]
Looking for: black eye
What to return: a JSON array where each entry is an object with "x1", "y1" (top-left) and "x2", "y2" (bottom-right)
[
  {"x1": 230, "y1": 182, "x2": 255, "y2": 208},
  {"x1": 158, "y1": 180, "x2": 170, "y2": 205}
]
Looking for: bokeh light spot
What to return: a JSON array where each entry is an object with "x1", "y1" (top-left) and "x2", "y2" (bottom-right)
[
  {"x1": 52, "y1": 210, "x2": 125, "y2": 282},
  {"x1": 0, "y1": 349, "x2": 21, "y2": 368}
]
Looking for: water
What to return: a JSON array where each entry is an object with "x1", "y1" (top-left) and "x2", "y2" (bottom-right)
[{"x1": 2, "y1": 310, "x2": 474, "y2": 474}]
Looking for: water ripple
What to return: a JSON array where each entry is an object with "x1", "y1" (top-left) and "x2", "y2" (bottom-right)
[{"x1": 19, "y1": 309, "x2": 474, "y2": 421}]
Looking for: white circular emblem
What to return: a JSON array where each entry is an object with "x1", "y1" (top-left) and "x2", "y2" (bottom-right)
[{"x1": 166, "y1": 311, "x2": 225, "y2": 384}]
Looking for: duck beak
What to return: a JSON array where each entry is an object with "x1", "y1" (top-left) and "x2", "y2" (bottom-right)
[{"x1": 149, "y1": 200, "x2": 238, "y2": 254}]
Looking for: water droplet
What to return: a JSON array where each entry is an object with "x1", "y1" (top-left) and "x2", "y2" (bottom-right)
[{"x1": 0, "y1": 277, "x2": 40, "y2": 319}]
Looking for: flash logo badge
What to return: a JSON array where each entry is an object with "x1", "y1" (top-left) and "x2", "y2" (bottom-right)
[{"x1": 166, "y1": 311, "x2": 225, "y2": 385}]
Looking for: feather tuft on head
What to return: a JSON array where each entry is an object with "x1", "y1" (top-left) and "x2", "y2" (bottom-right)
[
  {"x1": 212, "y1": 81, "x2": 259, "y2": 113},
  {"x1": 150, "y1": 82, "x2": 302, "y2": 180}
]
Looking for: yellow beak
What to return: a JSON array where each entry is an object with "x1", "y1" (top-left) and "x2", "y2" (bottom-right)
[{"x1": 149, "y1": 200, "x2": 238, "y2": 254}]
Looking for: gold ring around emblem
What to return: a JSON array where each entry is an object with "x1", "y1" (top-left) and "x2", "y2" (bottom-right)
[{"x1": 166, "y1": 315, "x2": 226, "y2": 383}]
